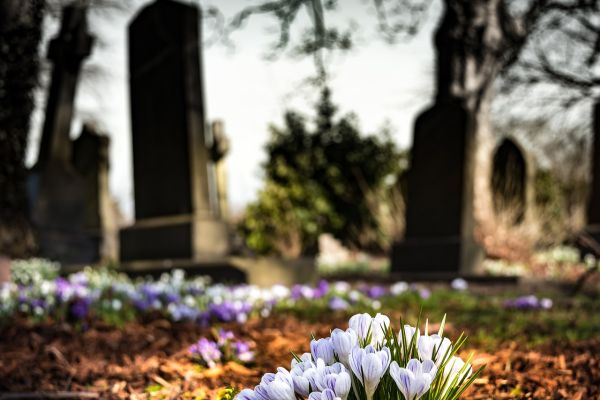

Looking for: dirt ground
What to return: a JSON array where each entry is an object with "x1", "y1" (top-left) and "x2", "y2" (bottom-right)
[{"x1": 0, "y1": 316, "x2": 598, "y2": 399}]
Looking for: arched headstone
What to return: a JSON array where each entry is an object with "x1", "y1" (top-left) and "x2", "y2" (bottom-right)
[{"x1": 491, "y1": 138, "x2": 527, "y2": 224}]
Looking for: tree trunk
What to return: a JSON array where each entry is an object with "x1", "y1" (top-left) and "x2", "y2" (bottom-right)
[
  {"x1": 436, "y1": 0, "x2": 528, "y2": 233},
  {"x1": 0, "y1": 0, "x2": 45, "y2": 264}
]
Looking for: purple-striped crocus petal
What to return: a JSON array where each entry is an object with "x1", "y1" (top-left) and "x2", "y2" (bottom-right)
[
  {"x1": 349, "y1": 313, "x2": 372, "y2": 342},
  {"x1": 390, "y1": 361, "x2": 415, "y2": 400},
  {"x1": 331, "y1": 328, "x2": 357, "y2": 367},
  {"x1": 361, "y1": 353, "x2": 384, "y2": 398},
  {"x1": 265, "y1": 380, "x2": 295, "y2": 400},
  {"x1": 311, "y1": 337, "x2": 335, "y2": 365},
  {"x1": 235, "y1": 389, "x2": 256, "y2": 400}
]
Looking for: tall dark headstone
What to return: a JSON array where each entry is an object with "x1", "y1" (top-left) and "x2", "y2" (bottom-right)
[
  {"x1": 586, "y1": 102, "x2": 600, "y2": 243},
  {"x1": 120, "y1": 0, "x2": 229, "y2": 264},
  {"x1": 391, "y1": 2, "x2": 485, "y2": 276},
  {"x1": 28, "y1": 4, "x2": 104, "y2": 265},
  {"x1": 391, "y1": 101, "x2": 481, "y2": 274}
]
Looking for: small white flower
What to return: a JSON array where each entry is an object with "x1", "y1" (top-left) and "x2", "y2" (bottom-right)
[
  {"x1": 390, "y1": 281, "x2": 408, "y2": 296},
  {"x1": 450, "y1": 278, "x2": 468, "y2": 291}
]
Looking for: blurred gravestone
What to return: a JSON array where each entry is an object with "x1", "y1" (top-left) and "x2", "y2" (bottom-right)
[
  {"x1": 391, "y1": 101, "x2": 482, "y2": 275},
  {"x1": 211, "y1": 120, "x2": 230, "y2": 221},
  {"x1": 491, "y1": 138, "x2": 528, "y2": 225},
  {"x1": 72, "y1": 124, "x2": 116, "y2": 261},
  {"x1": 587, "y1": 102, "x2": 600, "y2": 245},
  {"x1": 28, "y1": 4, "x2": 109, "y2": 265},
  {"x1": 120, "y1": 0, "x2": 230, "y2": 267}
]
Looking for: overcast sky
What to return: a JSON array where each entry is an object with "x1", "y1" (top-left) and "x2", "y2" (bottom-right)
[{"x1": 27, "y1": 0, "x2": 442, "y2": 221}]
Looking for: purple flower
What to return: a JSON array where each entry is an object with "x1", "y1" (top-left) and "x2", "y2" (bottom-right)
[
  {"x1": 234, "y1": 340, "x2": 255, "y2": 362},
  {"x1": 218, "y1": 328, "x2": 235, "y2": 345},
  {"x1": 70, "y1": 297, "x2": 92, "y2": 320},
  {"x1": 329, "y1": 296, "x2": 349, "y2": 311},
  {"x1": 291, "y1": 285, "x2": 304, "y2": 300},
  {"x1": 366, "y1": 286, "x2": 386, "y2": 299},
  {"x1": 504, "y1": 295, "x2": 553, "y2": 310},
  {"x1": 209, "y1": 301, "x2": 251, "y2": 322},
  {"x1": 418, "y1": 288, "x2": 431, "y2": 300},
  {"x1": 164, "y1": 292, "x2": 180, "y2": 304},
  {"x1": 54, "y1": 278, "x2": 72, "y2": 302},
  {"x1": 167, "y1": 303, "x2": 201, "y2": 322},
  {"x1": 189, "y1": 338, "x2": 222, "y2": 368},
  {"x1": 313, "y1": 280, "x2": 330, "y2": 299}
]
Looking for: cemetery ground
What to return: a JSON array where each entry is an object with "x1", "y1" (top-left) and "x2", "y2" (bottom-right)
[{"x1": 0, "y1": 263, "x2": 599, "y2": 400}]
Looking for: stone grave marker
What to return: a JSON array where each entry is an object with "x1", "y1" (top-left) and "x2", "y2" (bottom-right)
[
  {"x1": 391, "y1": 100, "x2": 482, "y2": 275},
  {"x1": 28, "y1": 3, "x2": 107, "y2": 265},
  {"x1": 120, "y1": 0, "x2": 230, "y2": 267}
]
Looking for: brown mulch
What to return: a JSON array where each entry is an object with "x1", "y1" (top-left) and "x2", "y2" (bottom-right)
[{"x1": 0, "y1": 316, "x2": 598, "y2": 399}]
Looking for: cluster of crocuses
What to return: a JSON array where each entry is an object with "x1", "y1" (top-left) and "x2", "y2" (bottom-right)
[
  {"x1": 189, "y1": 328, "x2": 254, "y2": 368},
  {"x1": 1, "y1": 265, "x2": 447, "y2": 326},
  {"x1": 236, "y1": 313, "x2": 482, "y2": 400}
]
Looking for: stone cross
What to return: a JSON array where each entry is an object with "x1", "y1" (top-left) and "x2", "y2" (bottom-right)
[
  {"x1": 36, "y1": 3, "x2": 93, "y2": 168},
  {"x1": 27, "y1": 3, "x2": 103, "y2": 265}
]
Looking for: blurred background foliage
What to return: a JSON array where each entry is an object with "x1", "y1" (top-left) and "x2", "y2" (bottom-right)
[{"x1": 240, "y1": 87, "x2": 407, "y2": 257}]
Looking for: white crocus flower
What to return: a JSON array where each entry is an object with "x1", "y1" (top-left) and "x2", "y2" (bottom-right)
[
  {"x1": 349, "y1": 345, "x2": 391, "y2": 400},
  {"x1": 308, "y1": 389, "x2": 342, "y2": 400},
  {"x1": 400, "y1": 325, "x2": 420, "y2": 355},
  {"x1": 417, "y1": 334, "x2": 452, "y2": 366},
  {"x1": 234, "y1": 388, "x2": 256, "y2": 400},
  {"x1": 440, "y1": 356, "x2": 472, "y2": 397},
  {"x1": 307, "y1": 360, "x2": 351, "y2": 400},
  {"x1": 390, "y1": 359, "x2": 436, "y2": 400},
  {"x1": 349, "y1": 313, "x2": 390, "y2": 346},
  {"x1": 311, "y1": 337, "x2": 336, "y2": 365},
  {"x1": 290, "y1": 355, "x2": 316, "y2": 397},
  {"x1": 261, "y1": 368, "x2": 296, "y2": 400},
  {"x1": 331, "y1": 328, "x2": 358, "y2": 368}
]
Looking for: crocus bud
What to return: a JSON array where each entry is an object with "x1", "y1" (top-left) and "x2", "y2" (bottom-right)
[
  {"x1": 331, "y1": 328, "x2": 358, "y2": 367},
  {"x1": 311, "y1": 338, "x2": 335, "y2": 365}
]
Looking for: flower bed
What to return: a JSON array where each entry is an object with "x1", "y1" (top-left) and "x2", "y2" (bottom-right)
[{"x1": 236, "y1": 313, "x2": 482, "y2": 400}]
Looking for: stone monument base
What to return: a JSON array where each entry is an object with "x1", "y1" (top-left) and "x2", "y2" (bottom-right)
[
  {"x1": 115, "y1": 256, "x2": 315, "y2": 287},
  {"x1": 120, "y1": 215, "x2": 230, "y2": 261},
  {"x1": 391, "y1": 236, "x2": 483, "y2": 275}
]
